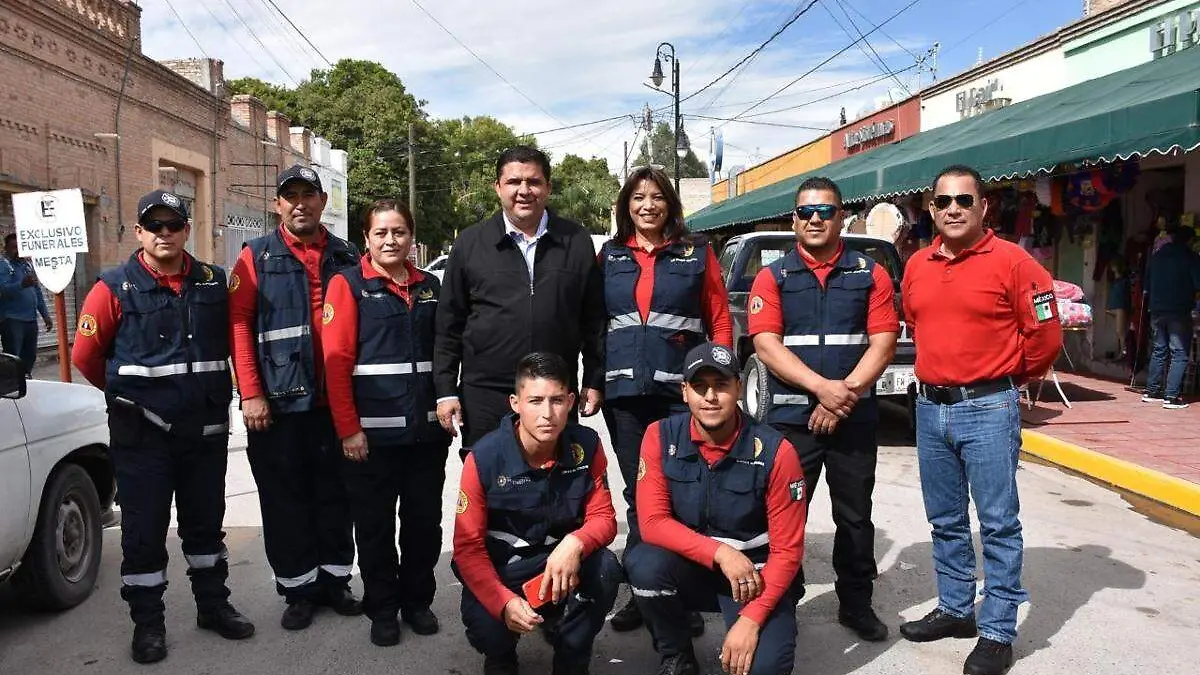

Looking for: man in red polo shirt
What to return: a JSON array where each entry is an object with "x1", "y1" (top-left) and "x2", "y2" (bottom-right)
[
  {"x1": 748, "y1": 176, "x2": 898, "y2": 643},
  {"x1": 899, "y1": 164, "x2": 1061, "y2": 675}
]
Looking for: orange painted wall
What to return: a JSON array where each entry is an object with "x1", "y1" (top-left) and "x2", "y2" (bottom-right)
[
  {"x1": 712, "y1": 179, "x2": 729, "y2": 203},
  {"x1": 736, "y1": 137, "x2": 832, "y2": 195}
]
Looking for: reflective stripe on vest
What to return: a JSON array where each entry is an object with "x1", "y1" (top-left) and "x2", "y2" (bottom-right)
[
  {"x1": 258, "y1": 325, "x2": 310, "y2": 343},
  {"x1": 360, "y1": 416, "x2": 407, "y2": 429},
  {"x1": 782, "y1": 333, "x2": 868, "y2": 347},
  {"x1": 712, "y1": 532, "x2": 770, "y2": 551},
  {"x1": 117, "y1": 360, "x2": 229, "y2": 377},
  {"x1": 352, "y1": 361, "x2": 433, "y2": 376}
]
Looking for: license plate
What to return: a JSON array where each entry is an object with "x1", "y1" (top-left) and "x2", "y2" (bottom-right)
[{"x1": 878, "y1": 368, "x2": 914, "y2": 395}]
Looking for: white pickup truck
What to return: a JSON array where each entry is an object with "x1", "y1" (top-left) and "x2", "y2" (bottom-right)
[{"x1": 0, "y1": 352, "x2": 113, "y2": 609}]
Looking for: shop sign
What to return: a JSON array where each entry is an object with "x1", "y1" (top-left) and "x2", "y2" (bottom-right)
[
  {"x1": 955, "y1": 78, "x2": 1002, "y2": 116},
  {"x1": 11, "y1": 188, "x2": 88, "y2": 294},
  {"x1": 844, "y1": 119, "x2": 895, "y2": 149},
  {"x1": 1149, "y1": 6, "x2": 1200, "y2": 57}
]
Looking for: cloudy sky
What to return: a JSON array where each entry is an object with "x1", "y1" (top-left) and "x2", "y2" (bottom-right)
[{"x1": 142, "y1": 0, "x2": 1080, "y2": 179}]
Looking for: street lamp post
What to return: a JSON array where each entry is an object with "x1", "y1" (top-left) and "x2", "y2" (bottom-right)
[{"x1": 650, "y1": 42, "x2": 688, "y2": 194}]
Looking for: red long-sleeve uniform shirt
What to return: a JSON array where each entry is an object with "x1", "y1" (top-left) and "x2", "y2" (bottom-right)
[
  {"x1": 609, "y1": 238, "x2": 733, "y2": 347},
  {"x1": 322, "y1": 257, "x2": 425, "y2": 440},
  {"x1": 229, "y1": 225, "x2": 330, "y2": 402},
  {"x1": 71, "y1": 253, "x2": 191, "y2": 389},
  {"x1": 902, "y1": 230, "x2": 1063, "y2": 386},
  {"x1": 746, "y1": 241, "x2": 899, "y2": 337},
  {"x1": 453, "y1": 439, "x2": 617, "y2": 620},
  {"x1": 636, "y1": 418, "x2": 807, "y2": 626}
]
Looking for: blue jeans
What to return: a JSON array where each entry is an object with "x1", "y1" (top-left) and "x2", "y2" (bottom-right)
[
  {"x1": 1145, "y1": 312, "x2": 1193, "y2": 399},
  {"x1": 915, "y1": 388, "x2": 1027, "y2": 644},
  {"x1": 0, "y1": 318, "x2": 37, "y2": 376}
]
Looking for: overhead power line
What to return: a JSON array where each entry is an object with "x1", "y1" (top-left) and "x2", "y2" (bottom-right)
[
  {"x1": 942, "y1": 0, "x2": 1033, "y2": 56},
  {"x1": 219, "y1": 0, "x2": 299, "y2": 85},
  {"x1": 824, "y1": 0, "x2": 911, "y2": 95},
  {"x1": 685, "y1": 114, "x2": 830, "y2": 131},
  {"x1": 680, "y1": 0, "x2": 821, "y2": 105},
  {"x1": 742, "y1": 65, "x2": 918, "y2": 119},
  {"x1": 262, "y1": 0, "x2": 333, "y2": 66},
  {"x1": 164, "y1": 0, "x2": 209, "y2": 57},
  {"x1": 196, "y1": 0, "x2": 272, "y2": 75},
  {"x1": 727, "y1": 0, "x2": 925, "y2": 123},
  {"x1": 841, "y1": 0, "x2": 921, "y2": 60}
]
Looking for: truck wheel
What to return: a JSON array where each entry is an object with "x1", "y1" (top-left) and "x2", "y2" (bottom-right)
[
  {"x1": 742, "y1": 355, "x2": 771, "y2": 421},
  {"x1": 12, "y1": 464, "x2": 103, "y2": 610}
]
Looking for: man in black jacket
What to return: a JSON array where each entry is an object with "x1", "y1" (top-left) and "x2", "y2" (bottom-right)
[{"x1": 435, "y1": 146, "x2": 606, "y2": 449}]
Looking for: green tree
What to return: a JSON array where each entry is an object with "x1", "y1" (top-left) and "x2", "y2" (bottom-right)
[
  {"x1": 549, "y1": 154, "x2": 619, "y2": 234},
  {"x1": 227, "y1": 77, "x2": 296, "y2": 114},
  {"x1": 428, "y1": 116, "x2": 532, "y2": 235},
  {"x1": 631, "y1": 121, "x2": 708, "y2": 181}
]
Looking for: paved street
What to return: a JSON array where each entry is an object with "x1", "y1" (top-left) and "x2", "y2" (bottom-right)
[{"x1": 2, "y1": 406, "x2": 1198, "y2": 675}]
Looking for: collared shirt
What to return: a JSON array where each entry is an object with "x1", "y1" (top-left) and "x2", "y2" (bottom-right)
[
  {"x1": 0, "y1": 255, "x2": 51, "y2": 322},
  {"x1": 503, "y1": 210, "x2": 549, "y2": 280}
]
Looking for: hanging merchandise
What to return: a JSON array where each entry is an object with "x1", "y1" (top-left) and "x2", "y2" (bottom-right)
[
  {"x1": 1063, "y1": 169, "x2": 1116, "y2": 213},
  {"x1": 1035, "y1": 176, "x2": 1053, "y2": 207},
  {"x1": 1092, "y1": 199, "x2": 1125, "y2": 281}
]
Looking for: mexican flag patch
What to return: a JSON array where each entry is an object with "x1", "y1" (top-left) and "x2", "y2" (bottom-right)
[
  {"x1": 1032, "y1": 291, "x2": 1055, "y2": 323},
  {"x1": 789, "y1": 479, "x2": 806, "y2": 502}
]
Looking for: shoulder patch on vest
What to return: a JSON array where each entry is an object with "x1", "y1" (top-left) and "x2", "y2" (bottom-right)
[
  {"x1": 228, "y1": 272, "x2": 240, "y2": 294},
  {"x1": 418, "y1": 286, "x2": 436, "y2": 301},
  {"x1": 753, "y1": 437, "x2": 763, "y2": 458},
  {"x1": 321, "y1": 302, "x2": 335, "y2": 325},
  {"x1": 637, "y1": 456, "x2": 647, "y2": 481},
  {"x1": 857, "y1": 257, "x2": 867, "y2": 270},
  {"x1": 682, "y1": 243, "x2": 695, "y2": 257},
  {"x1": 456, "y1": 489, "x2": 469, "y2": 514},
  {"x1": 201, "y1": 264, "x2": 214, "y2": 281},
  {"x1": 571, "y1": 442, "x2": 585, "y2": 466},
  {"x1": 78, "y1": 313, "x2": 97, "y2": 338}
]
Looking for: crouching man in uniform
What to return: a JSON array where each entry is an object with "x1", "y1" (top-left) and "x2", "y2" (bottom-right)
[
  {"x1": 72, "y1": 190, "x2": 254, "y2": 664},
  {"x1": 626, "y1": 343, "x2": 808, "y2": 675},
  {"x1": 452, "y1": 352, "x2": 621, "y2": 675}
]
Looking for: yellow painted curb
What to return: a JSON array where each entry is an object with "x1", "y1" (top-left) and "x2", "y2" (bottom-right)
[{"x1": 1021, "y1": 430, "x2": 1200, "y2": 518}]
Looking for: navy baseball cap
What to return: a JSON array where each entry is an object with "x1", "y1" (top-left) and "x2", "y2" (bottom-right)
[
  {"x1": 683, "y1": 342, "x2": 740, "y2": 381},
  {"x1": 276, "y1": 164, "x2": 323, "y2": 195},
  {"x1": 137, "y1": 190, "x2": 188, "y2": 224}
]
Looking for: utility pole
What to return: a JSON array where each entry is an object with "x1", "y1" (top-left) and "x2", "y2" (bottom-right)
[
  {"x1": 407, "y1": 123, "x2": 416, "y2": 211},
  {"x1": 623, "y1": 141, "x2": 629, "y2": 181}
]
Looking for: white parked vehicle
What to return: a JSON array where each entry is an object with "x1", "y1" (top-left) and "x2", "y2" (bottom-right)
[
  {"x1": 0, "y1": 352, "x2": 114, "y2": 609},
  {"x1": 423, "y1": 254, "x2": 449, "y2": 282}
]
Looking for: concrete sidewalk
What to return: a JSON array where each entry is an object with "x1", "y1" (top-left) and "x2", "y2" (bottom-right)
[{"x1": 1020, "y1": 371, "x2": 1200, "y2": 517}]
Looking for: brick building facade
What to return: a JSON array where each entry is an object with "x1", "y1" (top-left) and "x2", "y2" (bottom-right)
[{"x1": 0, "y1": 0, "x2": 341, "y2": 346}]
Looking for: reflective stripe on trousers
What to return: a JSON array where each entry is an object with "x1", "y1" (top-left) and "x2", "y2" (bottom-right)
[
  {"x1": 123, "y1": 570, "x2": 168, "y2": 587},
  {"x1": 115, "y1": 397, "x2": 229, "y2": 436},
  {"x1": 275, "y1": 566, "x2": 319, "y2": 588}
]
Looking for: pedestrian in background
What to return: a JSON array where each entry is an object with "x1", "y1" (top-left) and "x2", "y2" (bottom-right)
[
  {"x1": 72, "y1": 190, "x2": 254, "y2": 664},
  {"x1": 452, "y1": 352, "x2": 619, "y2": 675},
  {"x1": 322, "y1": 199, "x2": 451, "y2": 646},
  {"x1": 900, "y1": 165, "x2": 1062, "y2": 675},
  {"x1": 229, "y1": 165, "x2": 362, "y2": 630},
  {"x1": 749, "y1": 177, "x2": 898, "y2": 642},
  {"x1": 1141, "y1": 226, "x2": 1200, "y2": 409},
  {"x1": 599, "y1": 166, "x2": 730, "y2": 635},
  {"x1": 1, "y1": 232, "x2": 53, "y2": 376},
  {"x1": 434, "y1": 146, "x2": 606, "y2": 451}
]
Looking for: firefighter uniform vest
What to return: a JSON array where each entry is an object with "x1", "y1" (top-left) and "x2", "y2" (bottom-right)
[
  {"x1": 246, "y1": 228, "x2": 358, "y2": 414},
  {"x1": 602, "y1": 237, "x2": 708, "y2": 400},
  {"x1": 764, "y1": 247, "x2": 878, "y2": 427},
  {"x1": 101, "y1": 252, "x2": 232, "y2": 435},
  {"x1": 339, "y1": 265, "x2": 448, "y2": 447},
  {"x1": 472, "y1": 416, "x2": 599, "y2": 564},
  {"x1": 658, "y1": 412, "x2": 785, "y2": 566}
]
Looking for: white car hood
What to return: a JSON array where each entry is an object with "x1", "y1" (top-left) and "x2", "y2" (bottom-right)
[{"x1": 14, "y1": 381, "x2": 107, "y2": 445}]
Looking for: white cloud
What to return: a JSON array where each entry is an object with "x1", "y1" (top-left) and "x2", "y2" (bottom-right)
[{"x1": 142, "y1": 1, "x2": 930, "y2": 185}]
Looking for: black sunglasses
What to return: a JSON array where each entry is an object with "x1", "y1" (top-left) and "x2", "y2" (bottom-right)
[
  {"x1": 794, "y1": 204, "x2": 839, "y2": 221},
  {"x1": 141, "y1": 219, "x2": 187, "y2": 234},
  {"x1": 933, "y1": 194, "x2": 976, "y2": 210}
]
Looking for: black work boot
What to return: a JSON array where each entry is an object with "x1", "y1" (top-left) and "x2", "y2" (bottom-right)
[
  {"x1": 131, "y1": 624, "x2": 167, "y2": 664},
  {"x1": 838, "y1": 606, "x2": 889, "y2": 642},
  {"x1": 963, "y1": 637, "x2": 1014, "y2": 675},
  {"x1": 483, "y1": 650, "x2": 519, "y2": 675},
  {"x1": 900, "y1": 608, "x2": 978, "y2": 642},
  {"x1": 687, "y1": 611, "x2": 705, "y2": 637},
  {"x1": 370, "y1": 616, "x2": 401, "y2": 646},
  {"x1": 552, "y1": 655, "x2": 591, "y2": 675},
  {"x1": 281, "y1": 599, "x2": 316, "y2": 630},
  {"x1": 197, "y1": 602, "x2": 256, "y2": 640},
  {"x1": 401, "y1": 605, "x2": 440, "y2": 635},
  {"x1": 609, "y1": 597, "x2": 643, "y2": 631},
  {"x1": 654, "y1": 650, "x2": 699, "y2": 675},
  {"x1": 321, "y1": 586, "x2": 364, "y2": 616}
]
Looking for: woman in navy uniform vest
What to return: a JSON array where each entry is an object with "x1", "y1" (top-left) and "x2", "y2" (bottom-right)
[
  {"x1": 599, "y1": 166, "x2": 732, "y2": 633},
  {"x1": 322, "y1": 200, "x2": 451, "y2": 646}
]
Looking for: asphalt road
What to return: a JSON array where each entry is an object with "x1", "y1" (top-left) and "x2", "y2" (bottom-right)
[{"x1": 2, "y1": 404, "x2": 1198, "y2": 675}]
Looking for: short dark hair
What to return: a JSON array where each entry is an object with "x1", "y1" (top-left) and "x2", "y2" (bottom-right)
[
  {"x1": 795, "y1": 176, "x2": 843, "y2": 206},
  {"x1": 3, "y1": 233, "x2": 15, "y2": 245},
  {"x1": 932, "y1": 164, "x2": 985, "y2": 196},
  {"x1": 496, "y1": 146, "x2": 552, "y2": 184},
  {"x1": 362, "y1": 198, "x2": 415, "y2": 234},
  {"x1": 514, "y1": 351, "x2": 572, "y2": 392},
  {"x1": 614, "y1": 166, "x2": 687, "y2": 243}
]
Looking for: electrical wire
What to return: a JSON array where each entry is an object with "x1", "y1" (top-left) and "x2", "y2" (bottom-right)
[
  {"x1": 726, "y1": 0, "x2": 925, "y2": 123},
  {"x1": 941, "y1": 0, "x2": 1034, "y2": 56},
  {"x1": 826, "y1": 0, "x2": 911, "y2": 95},
  {"x1": 164, "y1": 0, "x2": 209, "y2": 57},
  {"x1": 218, "y1": 0, "x2": 299, "y2": 85},
  {"x1": 840, "y1": 0, "x2": 921, "y2": 61},
  {"x1": 741, "y1": 65, "x2": 917, "y2": 118},
  {"x1": 685, "y1": 114, "x2": 830, "y2": 131},
  {"x1": 262, "y1": 0, "x2": 334, "y2": 66},
  {"x1": 195, "y1": 0, "x2": 272, "y2": 74}
]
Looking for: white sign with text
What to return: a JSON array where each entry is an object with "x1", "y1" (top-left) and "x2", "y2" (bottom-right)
[{"x1": 11, "y1": 189, "x2": 89, "y2": 294}]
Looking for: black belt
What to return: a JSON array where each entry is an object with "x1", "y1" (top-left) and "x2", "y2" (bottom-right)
[{"x1": 918, "y1": 377, "x2": 1014, "y2": 405}]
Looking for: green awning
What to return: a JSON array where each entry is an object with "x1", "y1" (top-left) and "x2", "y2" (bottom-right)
[{"x1": 689, "y1": 47, "x2": 1200, "y2": 232}]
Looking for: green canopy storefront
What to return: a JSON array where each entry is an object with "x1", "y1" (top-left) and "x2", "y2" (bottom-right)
[{"x1": 688, "y1": 46, "x2": 1200, "y2": 232}]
